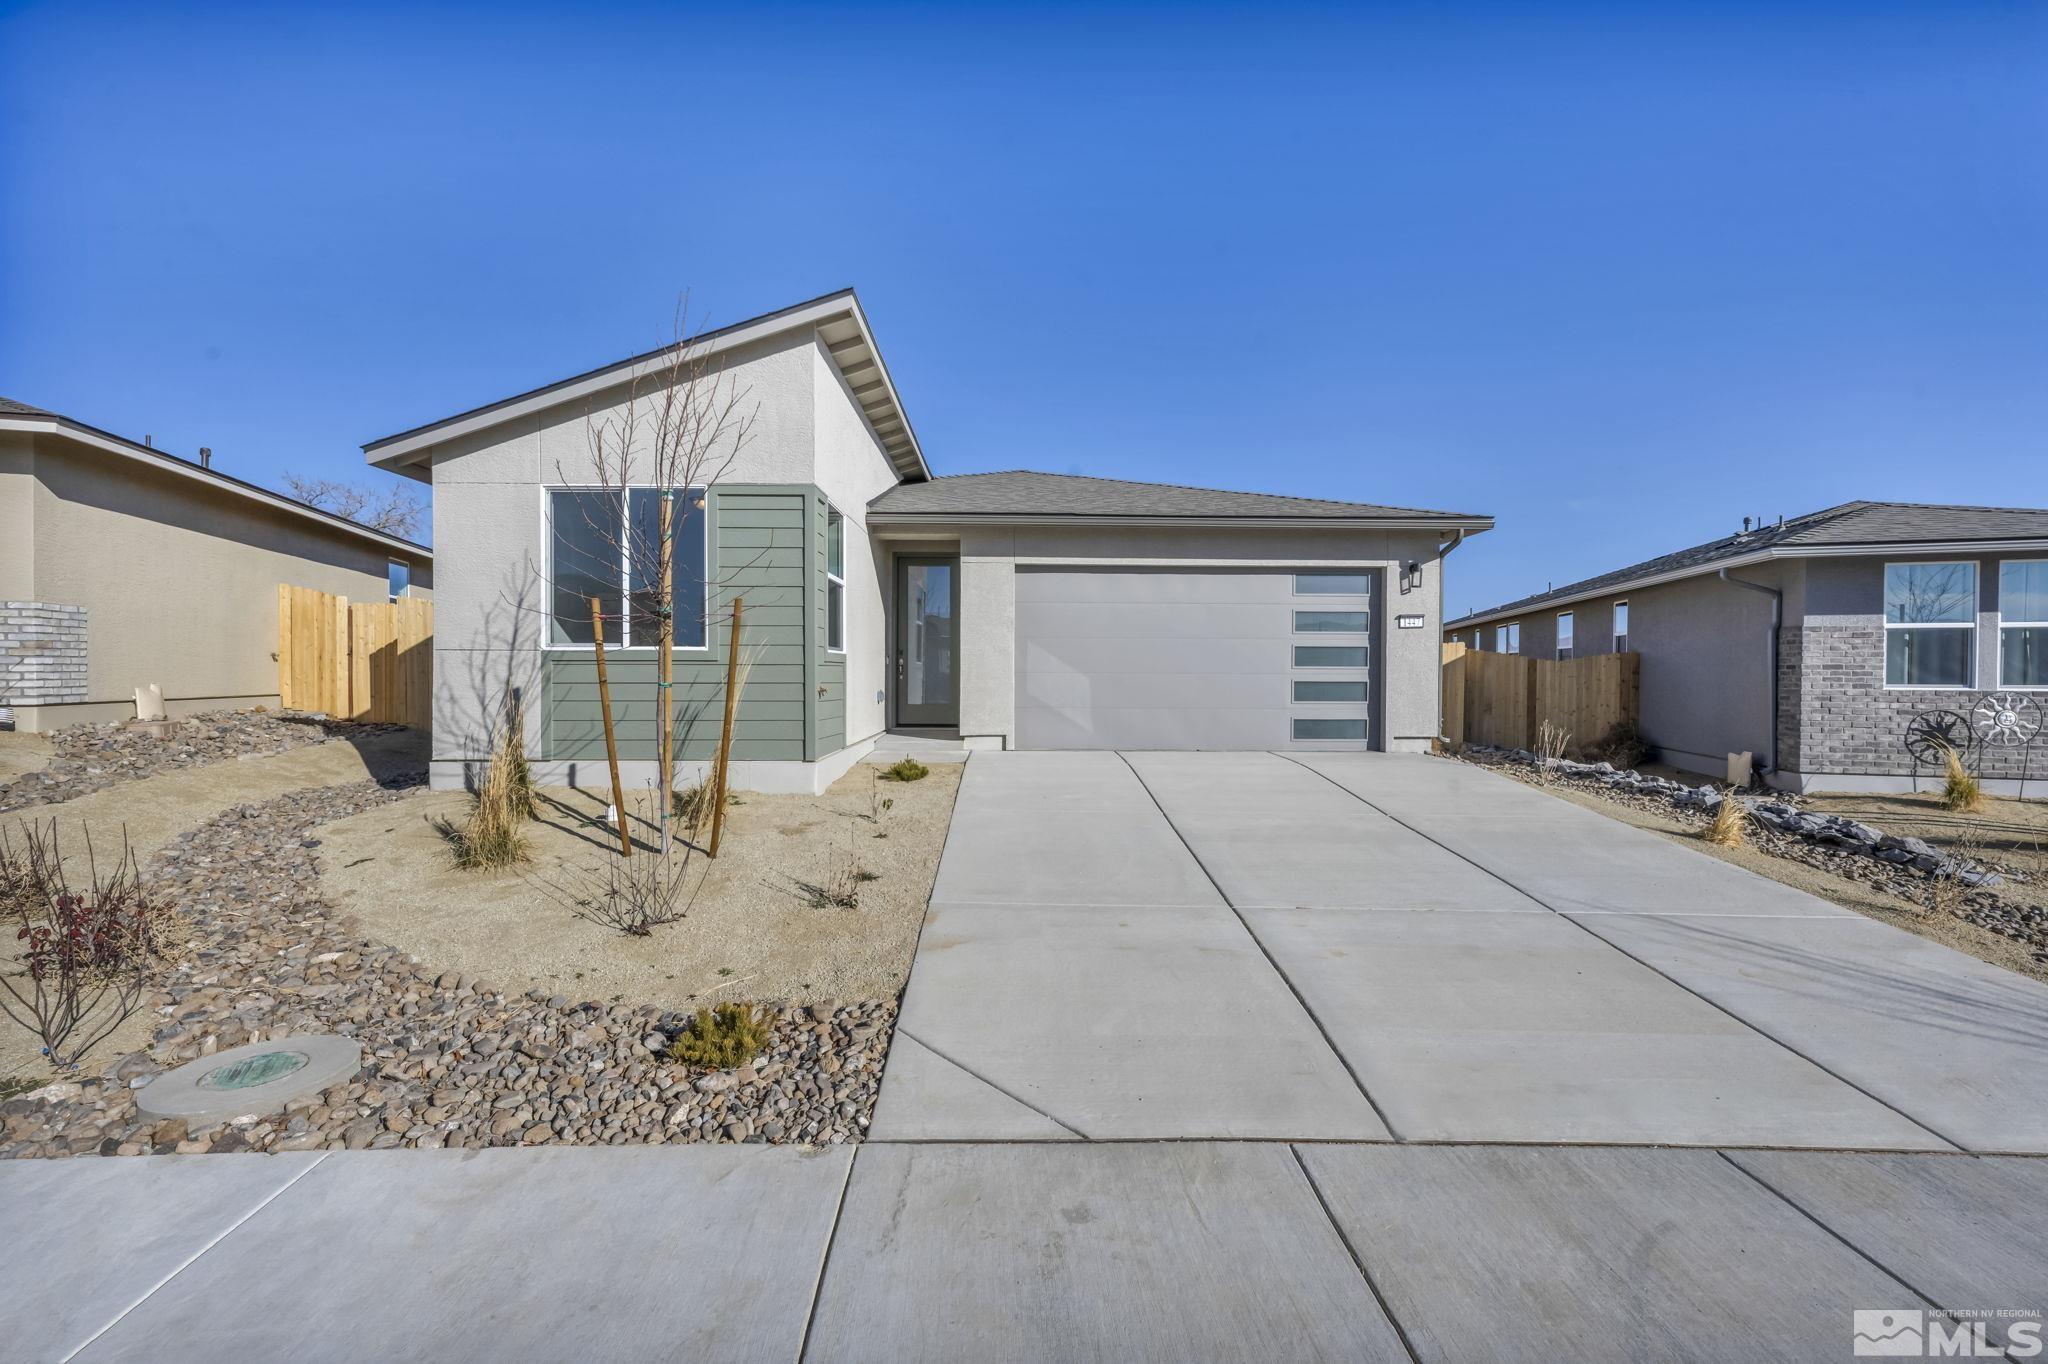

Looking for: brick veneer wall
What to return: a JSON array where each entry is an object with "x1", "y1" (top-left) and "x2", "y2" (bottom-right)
[
  {"x1": 1791, "y1": 622, "x2": 2036, "y2": 779},
  {"x1": 0, "y1": 601, "x2": 88, "y2": 706}
]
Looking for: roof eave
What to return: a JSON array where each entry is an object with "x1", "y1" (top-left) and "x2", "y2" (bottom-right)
[
  {"x1": 867, "y1": 511, "x2": 1495, "y2": 532},
  {"x1": 362, "y1": 289, "x2": 930, "y2": 485},
  {"x1": 1, "y1": 413, "x2": 432, "y2": 559},
  {"x1": 1444, "y1": 535, "x2": 2048, "y2": 629}
]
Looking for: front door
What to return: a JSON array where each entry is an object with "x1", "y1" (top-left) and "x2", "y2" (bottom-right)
[{"x1": 895, "y1": 556, "x2": 959, "y2": 727}]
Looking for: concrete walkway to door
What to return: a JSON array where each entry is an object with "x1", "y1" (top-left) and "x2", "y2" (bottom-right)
[{"x1": 871, "y1": 750, "x2": 2048, "y2": 1152}]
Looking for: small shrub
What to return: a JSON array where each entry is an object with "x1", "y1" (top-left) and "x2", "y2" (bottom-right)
[
  {"x1": 1532, "y1": 721, "x2": 1571, "y2": 782},
  {"x1": 881, "y1": 757, "x2": 929, "y2": 783},
  {"x1": 1704, "y1": 794, "x2": 1748, "y2": 848},
  {"x1": 564, "y1": 832, "x2": 695, "y2": 936},
  {"x1": 0, "y1": 820, "x2": 162, "y2": 1070},
  {"x1": 667, "y1": 1003, "x2": 770, "y2": 1069},
  {"x1": 1585, "y1": 724, "x2": 1649, "y2": 770},
  {"x1": 1936, "y1": 743, "x2": 1983, "y2": 814},
  {"x1": 793, "y1": 829, "x2": 871, "y2": 908},
  {"x1": 503, "y1": 709, "x2": 535, "y2": 821}
]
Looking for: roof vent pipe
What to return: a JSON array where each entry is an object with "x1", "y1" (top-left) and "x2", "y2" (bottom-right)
[
  {"x1": 199, "y1": 447, "x2": 212, "y2": 468},
  {"x1": 1742, "y1": 516, "x2": 1752, "y2": 533}
]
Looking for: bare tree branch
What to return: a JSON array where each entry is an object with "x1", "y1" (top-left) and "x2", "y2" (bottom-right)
[{"x1": 283, "y1": 474, "x2": 427, "y2": 540}]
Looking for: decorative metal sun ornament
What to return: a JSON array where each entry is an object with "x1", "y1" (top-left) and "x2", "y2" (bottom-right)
[
  {"x1": 1903, "y1": 709, "x2": 1976, "y2": 766},
  {"x1": 1971, "y1": 691, "x2": 2042, "y2": 749}
]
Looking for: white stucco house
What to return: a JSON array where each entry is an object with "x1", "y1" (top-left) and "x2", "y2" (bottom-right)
[{"x1": 364, "y1": 290, "x2": 1492, "y2": 793}]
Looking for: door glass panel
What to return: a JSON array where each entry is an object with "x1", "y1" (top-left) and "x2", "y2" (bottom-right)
[{"x1": 904, "y1": 562, "x2": 955, "y2": 709}]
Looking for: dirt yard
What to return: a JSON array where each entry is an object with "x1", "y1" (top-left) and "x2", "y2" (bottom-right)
[{"x1": 314, "y1": 762, "x2": 961, "y2": 1010}]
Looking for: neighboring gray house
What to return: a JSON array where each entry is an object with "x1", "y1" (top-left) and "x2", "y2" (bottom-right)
[
  {"x1": 1445, "y1": 503, "x2": 2048, "y2": 794},
  {"x1": 2, "y1": 398, "x2": 432, "y2": 731},
  {"x1": 366, "y1": 289, "x2": 1492, "y2": 794}
]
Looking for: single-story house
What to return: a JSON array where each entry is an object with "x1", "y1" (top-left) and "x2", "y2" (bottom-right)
[
  {"x1": 1445, "y1": 502, "x2": 2048, "y2": 794},
  {"x1": 364, "y1": 289, "x2": 1492, "y2": 794},
  {"x1": 1, "y1": 398, "x2": 433, "y2": 731}
]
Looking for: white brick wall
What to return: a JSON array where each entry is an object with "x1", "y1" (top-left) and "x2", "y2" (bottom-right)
[{"x1": 0, "y1": 601, "x2": 88, "y2": 705}]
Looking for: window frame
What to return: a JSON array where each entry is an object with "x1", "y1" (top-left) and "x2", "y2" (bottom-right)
[
  {"x1": 1612, "y1": 600, "x2": 1628, "y2": 652},
  {"x1": 387, "y1": 559, "x2": 410, "y2": 604},
  {"x1": 825, "y1": 503, "x2": 847, "y2": 656},
  {"x1": 1997, "y1": 558, "x2": 2048, "y2": 691},
  {"x1": 1555, "y1": 610, "x2": 1575, "y2": 661},
  {"x1": 1501, "y1": 622, "x2": 1519, "y2": 655},
  {"x1": 542, "y1": 483, "x2": 711, "y2": 653},
  {"x1": 1882, "y1": 559, "x2": 1977, "y2": 691}
]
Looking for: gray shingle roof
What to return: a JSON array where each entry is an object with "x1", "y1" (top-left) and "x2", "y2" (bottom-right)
[
  {"x1": 0, "y1": 396, "x2": 54, "y2": 416},
  {"x1": 1448, "y1": 500, "x2": 2048, "y2": 626},
  {"x1": 868, "y1": 470, "x2": 1489, "y2": 523}
]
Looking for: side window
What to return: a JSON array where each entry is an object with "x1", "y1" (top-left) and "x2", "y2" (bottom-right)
[
  {"x1": 1999, "y1": 560, "x2": 2048, "y2": 689},
  {"x1": 387, "y1": 560, "x2": 409, "y2": 603},
  {"x1": 1613, "y1": 600, "x2": 1629, "y2": 652},
  {"x1": 1556, "y1": 611, "x2": 1575, "y2": 661},
  {"x1": 825, "y1": 506, "x2": 846, "y2": 653}
]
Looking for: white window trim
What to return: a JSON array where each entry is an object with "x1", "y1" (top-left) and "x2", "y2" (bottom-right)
[
  {"x1": 1612, "y1": 600, "x2": 1628, "y2": 651},
  {"x1": 1882, "y1": 559, "x2": 1977, "y2": 691},
  {"x1": 1501, "y1": 622, "x2": 1519, "y2": 655},
  {"x1": 1555, "y1": 610, "x2": 1575, "y2": 660},
  {"x1": 1997, "y1": 557, "x2": 2048, "y2": 691},
  {"x1": 825, "y1": 503, "x2": 847, "y2": 656},
  {"x1": 541, "y1": 483, "x2": 712, "y2": 653}
]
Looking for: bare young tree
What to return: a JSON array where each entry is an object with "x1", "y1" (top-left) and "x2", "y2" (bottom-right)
[
  {"x1": 558, "y1": 299, "x2": 760, "y2": 854},
  {"x1": 283, "y1": 474, "x2": 427, "y2": 540}
]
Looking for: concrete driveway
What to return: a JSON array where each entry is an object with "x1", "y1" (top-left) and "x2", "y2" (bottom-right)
[{"x1": 872, "y1": 750, "x2": 2048, "y2": 1152}]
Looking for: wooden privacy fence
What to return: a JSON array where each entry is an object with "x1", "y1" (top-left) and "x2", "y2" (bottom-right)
[
  {"x1": 278, "y1": 585, "x2": 433, "y2": 728},
  {"x1": 1441, "y1": 642, "x2": 1638, "y2": 753}
]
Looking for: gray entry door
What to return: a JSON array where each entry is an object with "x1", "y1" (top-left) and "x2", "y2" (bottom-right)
[
  {"x1": 896, "y1": 556, "x2": 959, "y2": 728},
  {"x1": 1013, "y1": 566, "x2": 1376, "y2": 750}
]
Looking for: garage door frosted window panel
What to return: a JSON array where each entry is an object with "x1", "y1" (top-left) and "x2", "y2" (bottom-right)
[
  {"x1": 1296, "y1": 573, "x2": 1372, "y2": 595},
  {"x1": 1885, "y1": 561, "x2": 1976, "y2": 688},
  {"x1": 1295, "y1": 646, "x2": 1369, "y2": 667},
  {"x1": 1295, "y1": 681, "x2": 1368, "y2": 702},
  {"x1": 1295, "y1": 610, "x2": 1369, "y2": 632},
  {"x1": 1293, "y1": 718, "x2": 1367, "y2": 740}
]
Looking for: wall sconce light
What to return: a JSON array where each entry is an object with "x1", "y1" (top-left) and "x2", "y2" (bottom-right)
[{"x1": 1400, "y1": 560, "x2": 1422, "y2": 594}]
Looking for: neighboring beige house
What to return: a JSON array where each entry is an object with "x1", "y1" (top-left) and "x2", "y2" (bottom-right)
[{"x1": 0, "y1": 397, "x2": 433, "y2": 731}]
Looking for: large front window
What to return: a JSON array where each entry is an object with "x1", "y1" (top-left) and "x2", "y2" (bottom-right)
[
  {"x1": 548, "y1": 487, "x2": 707, "y2": 647},
  {"x1": 2000, "y1": 560, "x2": 2048, "y2": 689},
  {"x1": 1884, "y1": 561, "x2": 1975, "y2": 688}
]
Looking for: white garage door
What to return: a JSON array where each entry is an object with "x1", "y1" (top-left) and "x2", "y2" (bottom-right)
[{"x1": 1013, "y1": 567, "x2": 1378, "y2": 750}]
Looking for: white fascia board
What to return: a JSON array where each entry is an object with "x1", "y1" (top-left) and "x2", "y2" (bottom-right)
[
  {"x1": 1445, "y1": 536, "x2": 2048, "y2": 630},
  {"x1": 1, "y1": 415, "x2": 431, "y2": 559},
  {"x1": 362, "y1": 291, "x2": 930, "y2": 483}
]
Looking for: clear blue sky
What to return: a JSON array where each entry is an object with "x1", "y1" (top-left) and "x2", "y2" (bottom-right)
[{"x1": 3, "y1": 1, "x2": 2043, "y2": 614}]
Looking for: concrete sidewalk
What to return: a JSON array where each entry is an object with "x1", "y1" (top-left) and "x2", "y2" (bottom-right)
[
  {"x1": 873, "y1": 750, "x2": 2048, "y2": 1151},
  {"x1": 7, "y1": 1143, "x2": 2043, "y2": 1361}
]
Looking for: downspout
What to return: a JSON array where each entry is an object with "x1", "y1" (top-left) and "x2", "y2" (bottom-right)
[{"x1": 1717, "y1": 567, "x2": 1781, "y2": 778}]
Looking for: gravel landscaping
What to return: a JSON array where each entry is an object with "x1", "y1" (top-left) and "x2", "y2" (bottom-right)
[
  {"x1": 1461, "y1": 747, "x2": 2048, "y2": 966},
  {"x1": 0, "y1": 767, "x2": 926, "y2": 1158},
  {"x1": 0, "y1": 709, "x2": 395, "y2": 814}
]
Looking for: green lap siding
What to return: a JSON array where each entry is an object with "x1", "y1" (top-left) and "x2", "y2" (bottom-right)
[{"x1": 545, "y1": 484, "x2": 816, "y2": 763}]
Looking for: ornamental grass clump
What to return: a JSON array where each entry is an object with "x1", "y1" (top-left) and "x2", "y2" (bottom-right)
[
  {"x1": 1705, "y1": 793, "x2": 1748, "y2": 848},
  {"x1": 667, "y1": 1002, "x2": 770, "y2": 1069},
  {"x1": 450, "y1": 730, "x2": 530, "y2": 871},
  {"x1": 1937, "y1": 743, "x2": 1984, "y2": 814},
  {"x1": 882, "y1": 757, "x2": 929, "y2": 783}
]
